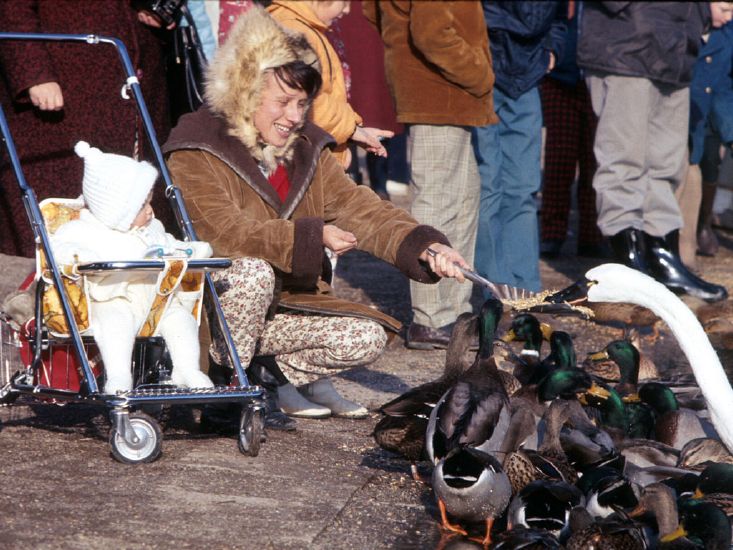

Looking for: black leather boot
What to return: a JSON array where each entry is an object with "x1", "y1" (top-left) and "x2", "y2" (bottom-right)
[
  {"x1": 608, "y1": 227, "x2": 649, "y2": 273},
  {"x1": 644, "y1": 230, "x2": 728, "y2": 302},
  {"x1": 246, "y1": 356, "x2": 297, "y2": 432}
]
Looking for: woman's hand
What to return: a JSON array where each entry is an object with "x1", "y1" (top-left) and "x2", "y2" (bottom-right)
[
  {"x1": 323, "y1": 224, "x2": 358, "y2": 256},
  {"x1": 351, "y1": 126, "x2": 394, "y2": 157},
  {"x1": 419, "y1": 243, "x2": 468, "y2": 282},
  {"x1": 28, "y1": 82, "x2": 63, "y2": 111}
]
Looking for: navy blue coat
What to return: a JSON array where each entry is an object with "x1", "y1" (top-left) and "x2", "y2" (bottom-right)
[
  {"x1": 689, "y1": 22, "x2": 733, "y2": 165},
  {"x1": 483, "y1": 0, "x2": 567, "y2": 99}
]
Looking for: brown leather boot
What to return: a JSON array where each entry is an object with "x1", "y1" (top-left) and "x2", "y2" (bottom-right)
[
  {"x1": 697, "y1": 181, "x2": 719, "y2": 257},
  {"x1": 675, "y1": 164, "x2": 701, "y2": 270}
]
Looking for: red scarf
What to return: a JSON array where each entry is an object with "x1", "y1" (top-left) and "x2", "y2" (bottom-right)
[{"x1": 268, "y1": 164, "x2": 290, "y2": 201}]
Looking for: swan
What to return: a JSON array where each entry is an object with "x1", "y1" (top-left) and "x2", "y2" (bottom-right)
[{"x1": 548, "y1": 263, "x2": 733, "y2": 455}]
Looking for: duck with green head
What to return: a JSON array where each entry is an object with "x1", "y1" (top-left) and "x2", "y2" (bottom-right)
[
  {"x1": 585, "y1": 339, "x2": 641, "y2": 393},
  {"x1": 530, "y1": 330, "x2": 577, "y2": 385},
  {"x1": 426, "y1": 297, "x2": 510, "y2": 465},
  {"x1": 661, "y1": 498, "x2": 731, "y2": 549},
  {"x1": 637, "y1": 382, "x2": 708, "y2": 449},
  {"x1": 499, "y1": 313, "x2": 553, "y2": 385},
  {"x1": 578, "y1": 382, "x2": 630, "y2": 437},
  {"x1": 692, "y1": 462, "x2": 733, "y2": 531}
]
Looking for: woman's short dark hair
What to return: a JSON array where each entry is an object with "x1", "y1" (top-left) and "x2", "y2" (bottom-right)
[{"x1": 272, "y1": 60, "x2": 322, "y2": 101}]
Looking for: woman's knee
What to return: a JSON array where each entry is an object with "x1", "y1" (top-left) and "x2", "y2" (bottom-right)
[
  {"x1": 347, "y1": 320, "x2": 387, "y2": 363},
  {"x1": 214, "y1": 257, "x2": 275, "y2": 304}
]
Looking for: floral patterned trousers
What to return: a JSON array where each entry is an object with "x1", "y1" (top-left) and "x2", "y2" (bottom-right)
[{"x1": 211, "y1": 257, "x2": 387, "y2": 385}]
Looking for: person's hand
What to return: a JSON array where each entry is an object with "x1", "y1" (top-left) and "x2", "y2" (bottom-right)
[
  {"x1": 28, "y1": 82, "x2": 63, "y2": 111},
  {"x1": 351, "y1": 126, "x2": 394, "y2": 157},
  {"x1": 711, "y1": 2, "x2": 733, "y2": 28},
  {"x1": 137, "y1": 10, "x2": 177, "y2": 29},
  {"x1": 547, "y1": 51, "x2": 556, "y2": 73},
  {"x1": 323, "y1": 224, "x2": 358, "y2": 256},
  {"x1": 419, "y1": 243, "x2": 467, "y2": 282}
]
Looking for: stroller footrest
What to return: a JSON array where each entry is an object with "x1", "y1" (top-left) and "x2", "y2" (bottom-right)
[{"x1": 110, "y1": 384, "x2": 263, "y2": 405}]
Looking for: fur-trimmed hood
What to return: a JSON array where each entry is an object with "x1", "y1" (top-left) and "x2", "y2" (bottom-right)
[{"x1": 204, "y1": 5, "x2": 320, "y2": 170}]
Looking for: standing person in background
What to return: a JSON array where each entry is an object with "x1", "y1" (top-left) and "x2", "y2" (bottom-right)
[
  {"x1": 539, "y1": 1, "x2": 605, "y2": 260},
  {"x1": 365, "y1": 0, "x2": 497, "y2": 350},
  {"x1": 473, "y1": 1, "x2": 567, "y2": 293},
  {"x1": 268, "y1": 1, "x2": 391, "y2": 169},
  {"x1": 332, "y1": 0, "x2": 406, "y2": 200},
  {"x1": 0, "y1": 0, "x2": 171, "y2": 258},
  {"x1": 578, "y1": 1, "x2": 731, "y2": 302},
  {"x1": 678, "y1": 20, "x2": 733, "y2": 267}
]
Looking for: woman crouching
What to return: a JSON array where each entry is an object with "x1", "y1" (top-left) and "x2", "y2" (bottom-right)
[{"x1": 163, "y1": 6, "x2": 467, "y2": 429}]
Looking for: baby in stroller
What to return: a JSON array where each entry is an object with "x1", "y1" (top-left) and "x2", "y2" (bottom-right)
[{"x1": 51, "y1": 141, "x2": 214, "y2": 393}]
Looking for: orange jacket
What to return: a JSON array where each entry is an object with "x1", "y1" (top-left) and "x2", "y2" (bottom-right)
[{"x1": 268, "y1": 1, "x2": 360, "y2": 164}]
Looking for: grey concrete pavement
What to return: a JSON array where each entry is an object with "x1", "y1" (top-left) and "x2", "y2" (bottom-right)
[{"x1": 1, "y1": 221, "x2": 730, "y2": 548}]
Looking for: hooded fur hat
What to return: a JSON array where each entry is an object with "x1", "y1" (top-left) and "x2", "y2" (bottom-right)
[{"x1": 205, "y1": 6, "x2": 320, "y2": 171}]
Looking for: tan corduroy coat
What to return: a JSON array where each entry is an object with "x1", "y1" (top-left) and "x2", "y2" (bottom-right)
[
  {"x1": 363, "y1": 0, "x2": 498, "y2": 127},
  {"x1": 162, "y1": 7, "x2": 448, "y2": 332}
]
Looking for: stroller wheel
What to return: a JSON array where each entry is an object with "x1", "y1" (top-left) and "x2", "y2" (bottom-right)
[
  {"x1": 238, "y1": 404, "x2": 264, "y2": 457},
  {"x1": 109, "y1": 411, "x2": 162, "y2": 464}
]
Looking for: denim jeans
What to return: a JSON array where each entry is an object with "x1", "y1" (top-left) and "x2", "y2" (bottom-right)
[{"x1": 473, "y1": 87, "x2": 542, "y2": 292}]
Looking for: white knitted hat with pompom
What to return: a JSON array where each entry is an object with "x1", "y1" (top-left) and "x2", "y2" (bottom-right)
[{"x1": 75, "y1": 141, "x2": 159, "y2": 231}]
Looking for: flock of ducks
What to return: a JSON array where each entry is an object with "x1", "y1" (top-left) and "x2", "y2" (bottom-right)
[{"x1": 374, "y1": 264, "x2": 733, "y2": 548}]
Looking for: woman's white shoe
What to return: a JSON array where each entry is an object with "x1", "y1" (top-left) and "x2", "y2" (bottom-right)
[
  {"x1": 276, "y1": 383, "x2": 331, "y2": 418},
  {"x1": 298, "y1": 378, "x2": 368, "y2": 419}
]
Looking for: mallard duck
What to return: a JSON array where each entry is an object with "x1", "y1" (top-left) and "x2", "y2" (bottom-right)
[
  {"x1": 627, "y1": 481, "x2": 681, "y2": 540},
  {"x1": 506, "y1": 479, "x2": 584, "y2": 539},
  {"x1": 578, "y1": 381, "x2": 631, "y2": 436},
  {"x1": 373, "y1": 312, "x2": 478, "y2": 479},
  {"x1": 576, "y1": 466, "x2": 639, "y2": 518},
  {"x1": 584, "y1": 340, "x2": 642, "y2": 390},
  {"x1": 677, "y1": 437, "x2": 733, "y2": 470},
  {"x1": 503, "y1": 398, "x2": 582, "y2": 494},
  {"x1": 582, "y1": 299, "x2": 662, "y2": 343},
  {"x1": 488, "y1": 527, "x2": 562, "y2": 549},
  {"x1": 617, "y1": 437, "x2": 680, "y2": 469},
  {"x1": 510, "y1": 366, "x2": 594, "y2": 419},
  {"x1": 583, "y1": 341, "x2": 663, "y2": 440},
  {"x1": 627, "y1": 330, "x2": 661, "y2": 381},
  {"x1": 431, "y1": 446, "x2": 512, "y2": 545},
  {"x1": 693, "y1": 463, "x2": 733, "y2": 524},
  {"x1": 637, "y1": 382, "x2": 708, "y2": 449},
  {"x1": 546, "y1": 263, "x2": 733, "y2": 455},
  {"x1": 499, "y1": 313, "x2": 552, "y2": 384},
  {"x1": 565, "y1": 506, "x2": 648, "y2": 550},
  {"x1": 426, "y1": 298, "x2": 510, "y2": 464},
  {"x1": 530, "y1": 331, "x2": 577, "y2": 385},
  {"x1": 661, "y1": 498, "x2": 731, "y2": 549}
]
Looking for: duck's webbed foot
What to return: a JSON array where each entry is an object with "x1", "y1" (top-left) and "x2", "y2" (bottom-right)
[
  {"x1": 437, "y1": 499, "x2": 468, "y2": 536},
  {"x1": 467, "y1": 517, "x2": 494, "y2": 547}
]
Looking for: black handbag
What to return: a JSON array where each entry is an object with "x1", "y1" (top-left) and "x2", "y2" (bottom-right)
[{"x1": 167, "y1": 3, "x2": 207, "y2": 123}]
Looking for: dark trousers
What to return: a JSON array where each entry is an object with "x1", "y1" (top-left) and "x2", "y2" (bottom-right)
[{"x1": 540, "y1": 78, "x2": 602, "y2": 245}]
